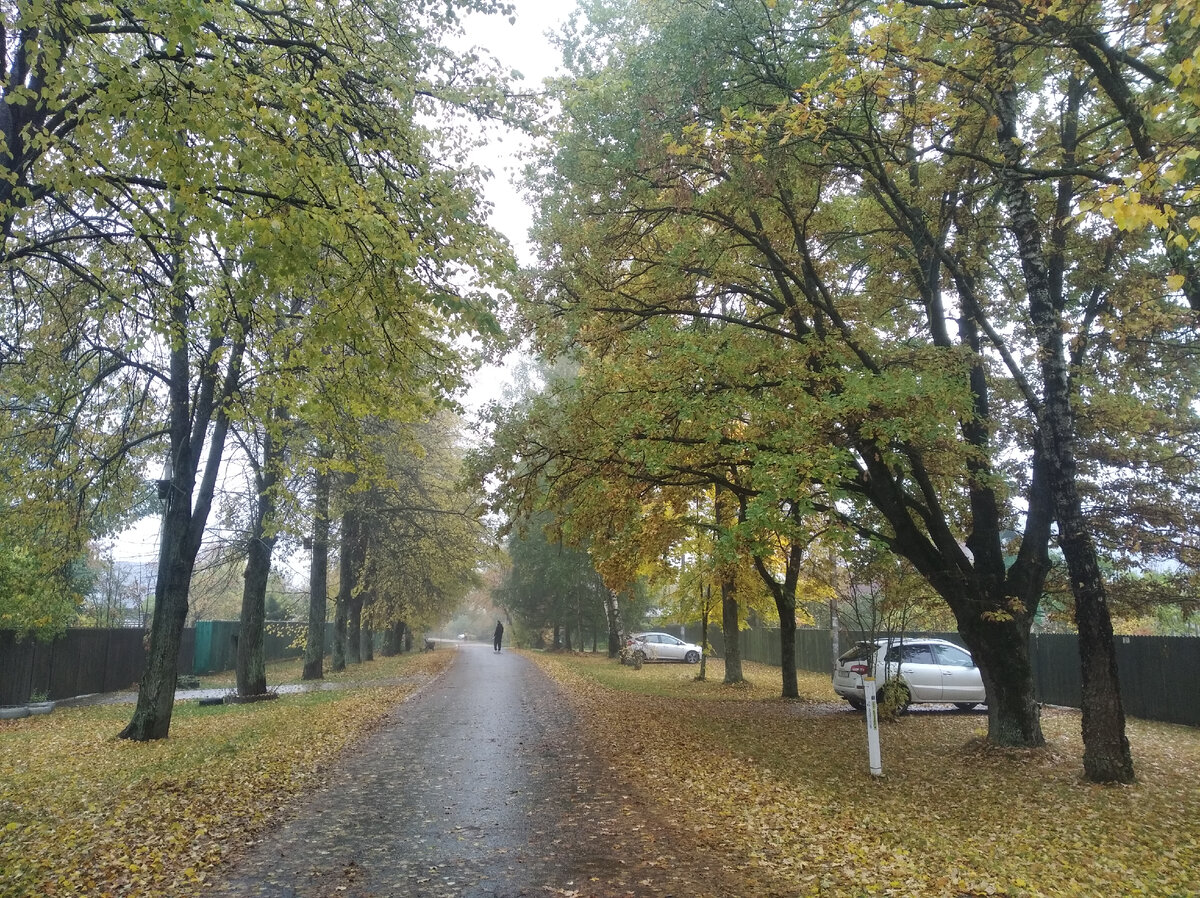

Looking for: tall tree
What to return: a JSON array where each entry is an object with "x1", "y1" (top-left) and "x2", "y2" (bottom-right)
[{"x1": 234, "y1": 405, "x2": 286, "y2": 698}]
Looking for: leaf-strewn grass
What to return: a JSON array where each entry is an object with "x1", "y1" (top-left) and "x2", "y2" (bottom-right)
[
  {"x1": 0, "y1": 650, "x2": 451, "y2": 898},
  {"x1": 530, "y1": 652, "x2": 1200, "y2": 898}
]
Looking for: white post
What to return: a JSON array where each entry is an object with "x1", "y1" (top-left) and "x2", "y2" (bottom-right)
[{"x1": 863, "y1": 676, "x2": 883, "y2": 777}]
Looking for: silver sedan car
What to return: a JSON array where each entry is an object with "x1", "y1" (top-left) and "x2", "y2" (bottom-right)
[
  {"x1": 833, "y1": 637, "x2": 986, "y2": 711},
  {"x1": 628, "y1": 632, "x2": 703, "y2": 664}
]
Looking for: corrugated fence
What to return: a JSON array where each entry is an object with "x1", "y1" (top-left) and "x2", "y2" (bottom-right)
[{"x1": 684, "y1": 624, "x2": 1200, "y2": 727}]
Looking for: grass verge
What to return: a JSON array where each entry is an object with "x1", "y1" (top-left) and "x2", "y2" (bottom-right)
[
  {"x1": 529, "y1": 652, "x2": 1200, "y2": 898},
  {"x1": 0, "y1": 650, "x2": 451, "y2": 898}
]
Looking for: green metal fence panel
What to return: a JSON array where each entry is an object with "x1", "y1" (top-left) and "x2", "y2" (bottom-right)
[
  {"x1": 192, "y1": 621, "x2": 240, "y2": 675},
  {"x1": 1028, "y1": 633, "x2": 1200, "y2": 726},
  {"x1": 192, "y1": 620, "x2": 388, "y2": 675},
  {"x1": 193, "y1": 621, "x2": 213, "y2": 675},
  {"x1": 795, "y1": 629, "x2": 834, "y2": 673}
]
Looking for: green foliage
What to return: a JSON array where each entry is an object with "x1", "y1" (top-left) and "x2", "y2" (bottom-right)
[
  {"x1": 0, "y1": 543, "x2": 82, "y2": 638},
  {"x1": 0, "y1": 0, "x2": 523, "y2": 692},
  {"x1": 501, "y1": 0, "x2": 1200, "y2": 771},
  {"x1": 1048, "y1": 567, "x2": 1200, "y2": 637},
  {"x1": 496, "y1": 508, "x2": 616, "y2": 643},
  {"x1": 0, "y1": 0, "x2": 521, "y2": 561}
]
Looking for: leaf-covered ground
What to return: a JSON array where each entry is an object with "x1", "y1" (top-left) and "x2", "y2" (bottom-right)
[
  {"x1": 530, "y1": 653, "x2": 1200, "y2": 898},
  {"x1": 0, "y1": 651, "x2": 451, "y2": 898},
  {"x1": 4, "y1": 648, "x2": 1197, "y2": 897}
]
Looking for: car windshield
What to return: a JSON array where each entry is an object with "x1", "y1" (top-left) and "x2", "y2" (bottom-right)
[{"x1": 837, "y1": 643, "x2": 875, "y2": 663}]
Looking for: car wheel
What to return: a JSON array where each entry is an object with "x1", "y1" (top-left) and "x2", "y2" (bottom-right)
[
  {"x1": 684, "y1": 650, "x2": 700, "y2": 664},
  {"x1": 847, "y1": 697, "x2": 865, "y2": 711},
  {"x1": 954, "y1": 702, "x2": 980, "y2": 711},
  {"x1": 878, "y1": 681, "x2": 910, "y2": 715}
]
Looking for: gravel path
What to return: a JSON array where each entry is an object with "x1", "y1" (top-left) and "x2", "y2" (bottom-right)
[{"x1": 205, "y1": 644, "x2": 748, "y2": 898}]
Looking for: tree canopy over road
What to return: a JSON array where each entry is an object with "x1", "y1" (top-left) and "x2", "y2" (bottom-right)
[{"x1": 3, "y1": 0, "x2": 1199, "y2": 787}]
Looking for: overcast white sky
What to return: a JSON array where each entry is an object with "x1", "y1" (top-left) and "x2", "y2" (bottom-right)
[
  {"x1": 464, "y1": 0, "x2": 570, "y2": 259},
  {"x1": 107, "y1": 2, "x2": 569, "y2": 564},
  {"x1": 460, "y1": 0, "x2": 568, "y2": 410}
]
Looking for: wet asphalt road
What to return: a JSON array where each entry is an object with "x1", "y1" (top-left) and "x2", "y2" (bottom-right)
[{"x1": 207, "y1": 644, "x2": 718, "y2": 898}]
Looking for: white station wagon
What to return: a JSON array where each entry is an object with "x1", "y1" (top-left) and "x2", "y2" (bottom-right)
[
  {"x1": 833, "y1": 637, "x2": 987, "y2": 712},
  {"x1": 628, "y1": 632, "x2": 703, "y2": 664}
]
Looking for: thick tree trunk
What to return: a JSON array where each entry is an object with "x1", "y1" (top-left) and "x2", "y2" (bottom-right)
[
  {"x1": 333, "y1": 506, "x2": 358, "y2": 673},
  {"x1": 237, "y1": 422, "x2": 281, "y2": 698},
  {"x1": 958, "y1": 614, "x2": 1043, "y2": 747},
  {"x1": 995, "y1": 65, "x2": 1133, "y2": 782},
  {"x1": 332, "y1": 589, "x2": 348, "y2": 671},
  {"x1": 1064, "y1": 505, "x2": 1132, "y2": 781},
  {"x1": 382, "y1": 621, "x2": 403, "y2": 656},
  {"x1": 748, "y1": 502, "x2": 803, "y2": 699},
  {"x1": 120, "y1": 492, "x2": 195, "y2": 740},
  {"x1": 604, "y1": 589, "x2": 624, "y2": 657},
  {"x1": 302, "y1": 462, "x2": 330, "y2": 681},
  {"x1": 778, "y1": 604, "x2": 798, "y2": 699},
  {"x1": 715, "y1": 484, "x2": 743, "y2": 684},
  {"x1": 236, "y1": 522, "x2": 273, "y2": 697},
  {"x1": 348, "y1": 595, "x2": 362, "y2": 665},
  {"x1": 753, "y1": 570, "x2": 798, "y2": 698},
  {"x1": 720, "y1": 577, "x2": 743, "y2": 684}
]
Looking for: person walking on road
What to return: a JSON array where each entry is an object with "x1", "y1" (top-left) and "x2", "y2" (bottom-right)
[{"x1": 493, "y1": 619, "x2": 504, "y2": 653}]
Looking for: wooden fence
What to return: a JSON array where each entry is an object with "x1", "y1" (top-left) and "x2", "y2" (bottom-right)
[
  {"x1": 0, "y1": 621, "x2": 394, "y2": 705},
  {"x1": 0, "y1": 628, "x2": 195, "y2": 706},
  {"x1": 683, "y1": 624, "x2": 1200, "y2": 727}
]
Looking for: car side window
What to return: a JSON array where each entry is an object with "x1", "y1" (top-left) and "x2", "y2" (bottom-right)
[
  {"x1": 899, "y1": 644, "x2": 935, "y2": 664},
  {"x1": 666, "y1": 636, "x2": 682, "y2": 645},
  {"x1": 884, "y1": 646, "x2": 900, "y2": 664},
  {"x1": 934, "y1": 644, "x2": 974, "y2": 668}
]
